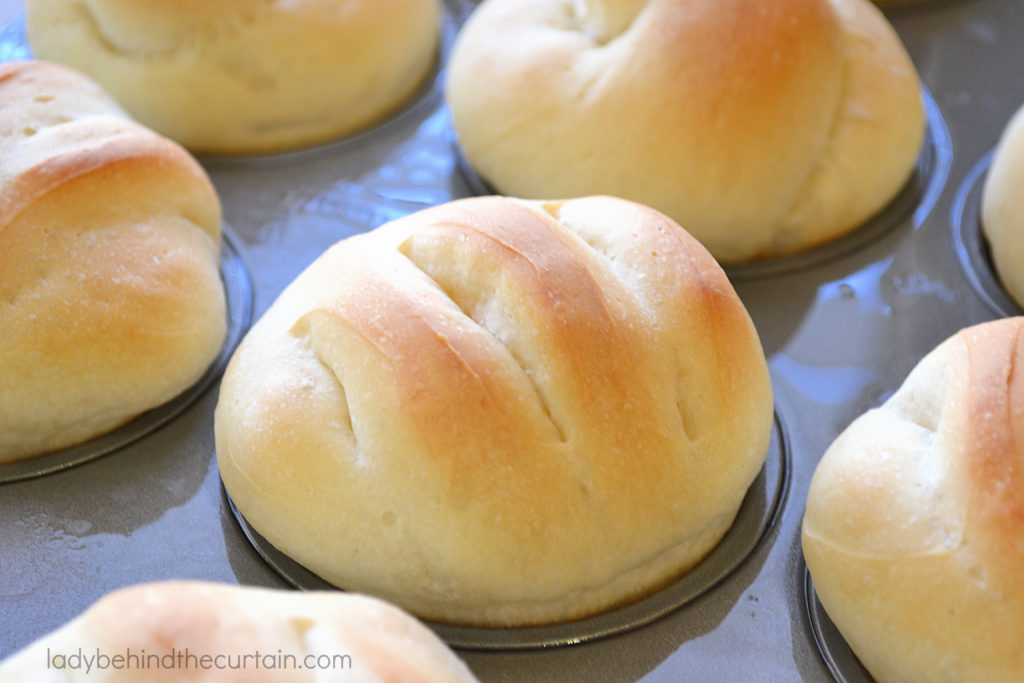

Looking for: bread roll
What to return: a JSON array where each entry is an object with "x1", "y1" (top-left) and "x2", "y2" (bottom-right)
[
  {"x1": 802, "y1": 317, "x2": 1024, "y2": 682},
  {"x1": 982, "y1": 105, "x2": 1024, "y2": 309},
  {"x1": 0, "y1": 61, "x2": 226, "y2": 463},
  {"x1": 216, "y1": 195, "x2": 773, "y2": 626},
  {"x1": 26, "y1": 0, "x2": 442, "y2": 154},
  {"x1": 0, "y1": 581, "x2": 479, "y2": 682},
  {"x1": 446, "y1": 0, "x2": 925, "y2": 263}
]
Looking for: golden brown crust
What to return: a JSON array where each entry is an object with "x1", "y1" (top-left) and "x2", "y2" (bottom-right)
[
  {"x1": 216, "y1": 195, "x2": 773, "y2": 626},
  {"x1": 803, "y1": 317, "x2": 1024, "y2": 682},
  {"x1": 962, "y1": 322, "x2": 1024, "y2": 583},
  {"x1": 446, "y1": 0, "x2": 924, "y2": 262},
  {"x1": 0, "y1": 61, "x2": 225, "y2": 462},
  {"x1": 26, "y1": 0, "x2": 442, "y2": 154},
  {"x1": 0, "y1": 581, "x2": 479, "y2": 682}
]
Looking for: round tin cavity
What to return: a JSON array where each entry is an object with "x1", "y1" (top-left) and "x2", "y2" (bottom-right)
[
  {"x1": 225, "y1": 411, "x2": 790, "y2": 650},
  {"x1": 951, "y1": 149, "x2": 1023, "y2": 318},
  {"x1": 804, "y1": 568, "x2": 874, "y2": 683}
]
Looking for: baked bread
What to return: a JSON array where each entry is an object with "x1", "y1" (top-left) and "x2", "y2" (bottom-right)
[
  {"x1": 0, "y1": 581, "x2": 479, "y2": 682},
  {"x1": 26, "y1": 0, "x2": 442, "y2": 154},
  {"x1": 982, "y1": 104, "x2": 1024, "y2": 309},
  {"x1": 0, "y1": 60, "x2": 226, "y2": 463},
  {"x1": 216, "y1": 194, "x2": 773, "y2": 627},
  {"x1": 802, "y1": 317, "x2": 1024, "y2": 682},
  {"x1": 446, "y1": 0, "x2": 925, "y2": 263}
]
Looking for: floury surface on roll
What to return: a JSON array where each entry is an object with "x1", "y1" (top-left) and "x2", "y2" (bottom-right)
[
  {"x1": 982, "y1": 104, "x2": 1024, "y2": 309},
  {"x1": 0, "y1": 61, "x2": 226, "y2": 463},
  {"x1": 26, "y1": 0, "x2": 442, "y2": 154},
  {"x1": 803, "y1": 317, "x2": 1024, "y2": 682},
  {"x1": 216, "y1": 195, "x2": 774, "y2": 627},
  {"x1": 446, "y1": 0, "x2": 925, "y2": 263},
  {"x1": 0, "y1": 581, "x2": 479, "y2": 682}
]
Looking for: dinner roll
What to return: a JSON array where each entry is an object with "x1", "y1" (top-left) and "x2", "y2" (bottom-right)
[
  {"x1": 446, "y1": 0, "x2": 925, "y2": 263},
  {"x1": 803, "y1": 317, "x2": 1024, "y2": 682},
  {"x1": 26, "y1": 0, "x2": 442, "y2": 154},
  {"x1": 216, "y1": 195, "x2": 774, "y2": 626},
  {"x1": 0, "y1": 581, "x2": 479, "y2": 682},
  {"x1": 982, "y1": 104, "x2": 1024, "y2": 309},
  {"x1": 0, "y1": 61, "x2": 225, "y2": 463}
]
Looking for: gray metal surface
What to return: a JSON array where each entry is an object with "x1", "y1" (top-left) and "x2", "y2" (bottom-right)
[{"x1": 1, "y1": 1, "x2": 1020, "y2": 680}]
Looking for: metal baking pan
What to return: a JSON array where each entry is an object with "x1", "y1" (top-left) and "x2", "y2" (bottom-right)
[{"x1": 2, "y1": 1, "x2": 1021, "y2": 680}]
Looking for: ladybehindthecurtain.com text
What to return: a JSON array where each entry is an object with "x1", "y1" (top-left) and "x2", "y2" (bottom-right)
[{"x1": 46, "y1": 647, "x2": 354, "y2": 674}]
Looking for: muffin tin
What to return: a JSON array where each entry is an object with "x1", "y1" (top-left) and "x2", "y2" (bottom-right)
[
  {"x1": 2, "y1": 1, "x2": 1022, "y2": 680},
  {"x1": 952, "y1": 149, "x2": 1024, "y2": 319},
  {"x1": 804, "y1": 570, "x2": 874, "y2": 683}
]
